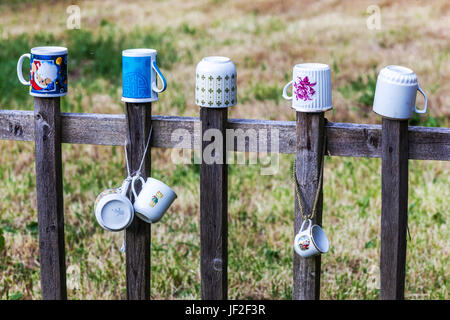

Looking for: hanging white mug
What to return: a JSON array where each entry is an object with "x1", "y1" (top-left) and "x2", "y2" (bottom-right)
[
  {"x1": 294, "y1": 219, "x2": 329, "y2": 258},
  {"x1": 94, "y1": 178, "x2": 134, "y2": 232},
  {"x1": 132, "y1": 176, "x2": 177, "y2": 223}
]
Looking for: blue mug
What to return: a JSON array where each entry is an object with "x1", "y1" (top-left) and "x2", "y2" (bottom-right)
[
  {"x1": 17, "y1": 46, "x2": 68, "y2": 97},
  {"x1": 122, "y1": 48, "x2": 167, "y2": 103}
]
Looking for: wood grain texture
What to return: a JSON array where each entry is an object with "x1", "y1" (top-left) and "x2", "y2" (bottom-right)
[
  {"x1": 380, "y1": 118, "x2": 409, "y2": 300},
  {"x1": 34, "y1": 98, "x2": 67, "y2": 300},
  {"x1": 0, "y1": 110, "x2": 449, "y2": 160},
  {"x1": 125, "y1": 102, "x2": 151, "y2": 300},
  {"x1": 200, "y1": 108, "x2": 228, "y2": 300},
  {"x1": 293, "y1": 112, "x2": 325, "y2": 300}
]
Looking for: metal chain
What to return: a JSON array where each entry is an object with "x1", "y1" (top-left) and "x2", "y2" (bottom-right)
[{"x1": 292, "y1": 134, "x2": 327, "y2": 220}]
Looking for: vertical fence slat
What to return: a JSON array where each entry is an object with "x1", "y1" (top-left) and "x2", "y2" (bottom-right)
[
  {"x1": 293, "y1": 112, "x2": 325, "y2": 300},
  {"x1": 125, "y1": 102, "x2": 152, "y2": 300},
  {"x1": 200, "y1": 108, "x2": 228, "y2": 300},
  {"x1": 380, "y1": 118, "x2": 409, "y2": 300},
  {"x1": 34, "y1": 97, "x2": 67, "y2": 300}
]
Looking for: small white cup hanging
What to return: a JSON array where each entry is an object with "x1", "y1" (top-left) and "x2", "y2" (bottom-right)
[
  {"x1": 373, "y1": 65, "x2": 427, "y2": 119},
  {"x1": 195, "y1": 56, "x2": 237, "y2": 108},
  {"x1": 294, "y1": 219, "x2": 329, "y2": 258},
  {"x1": 282, "y1": 63, "x2": 332, "y2": 112},
  {"x1": 94, "y1": 178, "x2": 134, "y2": 232},
  {"x1": 132, "y1": 176, "x2": 177, "y2": 223}
]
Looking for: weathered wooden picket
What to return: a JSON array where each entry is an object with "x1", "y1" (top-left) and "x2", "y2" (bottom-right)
[{"x1": 0, "y1": 97, "x2": 449, "y2": 300}]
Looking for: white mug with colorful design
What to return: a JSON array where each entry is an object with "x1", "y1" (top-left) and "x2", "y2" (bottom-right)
[
  {"x1": 195, "y1": 56, "x2": 237, "y2": 108},
  {"x1": 294, "y1": 219, "x2": 329, "y2": 258},
  {"x1": 132, "y1": 176, "x2": 177, "y2": 223},
  {"x1": 17, "y1": 46, "x2": 68, "y2": 97},
  {"x1": 282, "y1": 63, "x2": 332, "y2": 112}
]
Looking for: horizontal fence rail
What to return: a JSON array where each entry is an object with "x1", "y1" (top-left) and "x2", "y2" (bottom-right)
[{"x1": 1, "y1": 110, "x2": 449, "y2": 160}]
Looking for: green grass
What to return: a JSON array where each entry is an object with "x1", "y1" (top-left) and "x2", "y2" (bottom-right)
[
  {"x1": 337, "y1": 66, "x2": 378, "y2": 112},
  {"x1": 240, "y1": 81, "x2": 283, "y2": 105},
  {"x1": 0, "y1": 146, "x2": 448, "y2": 299}
]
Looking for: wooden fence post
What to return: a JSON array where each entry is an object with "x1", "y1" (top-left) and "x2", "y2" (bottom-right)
[
  {"x1": 293, "y1": 112, "x2": 325, "y2": 300},
  {"x1": 34, "y1": 97, "x2": 67, "y2": 300},
  {"x1": 200, "y1": 107, "x2": 228, "y2": 300},
  {"x1": 125, "y1": 102, "x2": 152, "y2": 300},
  {"x1": 380, "y1": 118, "x2": 409, "y2": 299}
]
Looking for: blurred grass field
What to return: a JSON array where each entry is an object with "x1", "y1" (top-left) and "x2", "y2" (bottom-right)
[{"x1": 0, "y1": 0, "x2": 448, "y2": 300}]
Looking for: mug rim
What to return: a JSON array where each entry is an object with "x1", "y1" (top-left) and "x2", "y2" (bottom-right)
[
  {"x1": 121, "y1": 96, "x2": 158, "y2": 103},
  {"x1": 30, "y1": 92, "x2": 68, "y2": 97},
  {"x1": 31, "y1": 46, "x2": 68, "y2": 55},
  {"x1": 202, "y1": 56, "x2": 231, "y2": 63},
  {"x1": 134, "y1": 211, "x2": 153, "y2": 223},
  {"x1": 372, "y1": 109, "x2": 412, "y2": 120},
  {"x1": 294, "y1": 62, "x2": 330, "y2": 71},
  {"x1": 385, "y1": 65, "x2": 414, "y2": 75},
  {"x1": 310, "y1": 224, "x2": 329, "y2": 253},
  {"x1": 143, "y1": 177, "x2": 177, "y2": 197},
  {"x1": 123, "y1": 48, "x2": 157, "y2": 57}
]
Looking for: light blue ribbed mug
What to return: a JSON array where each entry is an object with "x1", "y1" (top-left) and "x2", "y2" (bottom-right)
[
  {"x1": 121, "y1": 48, "x2": 167, "y2": 103},
  {"x1": 373, "y1": 65, "x2": 427, "y2": 119}
]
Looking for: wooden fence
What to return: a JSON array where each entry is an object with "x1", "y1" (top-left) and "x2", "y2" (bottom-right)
[{"x1": 0, "y1": 97, "x2": 449, "y2": 300}]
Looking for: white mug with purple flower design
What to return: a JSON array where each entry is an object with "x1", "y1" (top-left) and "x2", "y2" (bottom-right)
[{"x1": 282, "y1": 63, "x2": 332, "y2": 112}]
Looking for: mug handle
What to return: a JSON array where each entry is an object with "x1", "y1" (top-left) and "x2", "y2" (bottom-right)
[
  {"x1": 414, "y1": 84, "x2": 427, "y2": 114},
  {"x1": 119, "y1": 178, "x2": 132, "y2": 197},
  {"x1": 151, "y1": 60, "x2": 167, "y2": 93},
  {"x1": 131, "y1": 175, "x2": 146, "y2": 200},
  {"x1": 299, "y1": 219, "x2": 312, "y2": 233},
  {"x1": 17, "y1": 53, "x2": 31, "y2": 86},
  {"x1": 282, "y1": 80, "x2": 293, "y2": 100}
]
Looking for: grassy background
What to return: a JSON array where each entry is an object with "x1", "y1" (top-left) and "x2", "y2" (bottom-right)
[{"x1": 0, "y1": 0, "x2": 448, "y2": 299}]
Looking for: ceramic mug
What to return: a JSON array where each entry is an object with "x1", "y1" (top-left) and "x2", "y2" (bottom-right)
[
  {"x1": 282, "y1": 63, "x2": 332, "y2": 112},
  {"x1": 122, "y1": 48, "x2": 167, "y2": 103},
  {"x1": 294, "y1": 219, "x2": 329, "y2": 258},
  {"x1": 373, "y1": 65, "x2": 427, "y2": 119},
  {"x1": 195, "y1": 56, "x2": 237, "y2": 108},
  {"x1": 17, "y1": 46, "x2": 68, "y2": 97},
  {"x1": 132, "y1": 176, "x2": 177, "y2": 223},
  {"x1": 94, "y1": 178, "x2": 134, "y2": 232}
]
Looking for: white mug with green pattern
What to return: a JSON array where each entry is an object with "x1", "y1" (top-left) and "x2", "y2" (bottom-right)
[{"x1": 195, "y1": 56, "x2": 237, "y2": 108}]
